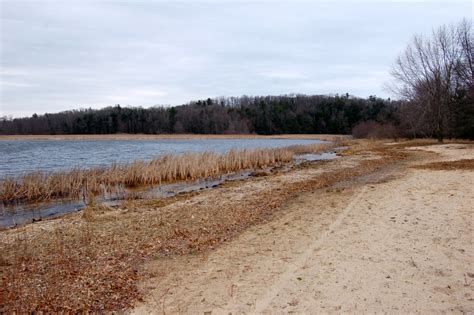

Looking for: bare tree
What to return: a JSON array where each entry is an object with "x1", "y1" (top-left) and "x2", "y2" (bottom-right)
[
  {"x1": 391, "y1": 19, "x2": 473, "y2": 142},
  {"x1": 455, "y1": 19, "x2": 473, "y2": 91}
]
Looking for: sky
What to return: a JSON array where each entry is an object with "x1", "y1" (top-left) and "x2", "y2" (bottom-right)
[{"x1": 0, "y1": 0, "x2": 472, "y2": 118}]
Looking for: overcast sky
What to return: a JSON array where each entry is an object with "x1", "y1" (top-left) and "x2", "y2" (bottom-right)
[{"x1": 0, "y1": 0, "x2": 472, "y2": 117}]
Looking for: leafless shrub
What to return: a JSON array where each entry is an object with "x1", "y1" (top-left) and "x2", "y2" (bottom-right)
[{"x1": 352, "y1": 121, "x2": 401, "y2": 140}]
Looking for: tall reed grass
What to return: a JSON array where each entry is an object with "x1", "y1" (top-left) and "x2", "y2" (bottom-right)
[{"x1": 0, "y1": 143, "x2": 334, "y2": 204}]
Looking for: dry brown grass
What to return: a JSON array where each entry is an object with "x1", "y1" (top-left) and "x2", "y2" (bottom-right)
[
  {"x1": 0, "y1": 140, "x2": 408, "y2": 312},
  {"x1": 412, "y1": 159, "x2": 474, "y2": 171},
  {"x1": 0, "y1": 143, "x2": 335, "y2": 204}
]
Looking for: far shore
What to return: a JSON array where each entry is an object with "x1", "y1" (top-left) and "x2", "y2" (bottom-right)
[{"x1": 0, "y1": 133, "x2": 346, "y2": 141}]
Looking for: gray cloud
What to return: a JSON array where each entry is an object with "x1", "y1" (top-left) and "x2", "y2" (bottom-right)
[{"x1": 0, "y1": 0, "x2": 471, "y2": 117}]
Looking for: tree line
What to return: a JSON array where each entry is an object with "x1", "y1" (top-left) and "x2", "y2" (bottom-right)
[{"x1": 0, "y1": 94, "x2": 402, "y2": 136}]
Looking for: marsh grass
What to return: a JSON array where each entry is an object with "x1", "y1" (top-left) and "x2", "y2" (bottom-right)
[{"x1": 0, "y1": 143, "x2": 334, "y2": 204}]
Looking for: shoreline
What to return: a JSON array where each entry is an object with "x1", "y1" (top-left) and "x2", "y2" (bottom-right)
[
  {"x1": 0, "y1": 148, "x2": 339, "y2": 230},
  {"x1": 0, "y1": 142, "x2": 335, "y2": 205},
  {"x1": 0, "y1": 133, "x2": 346, "y2": 142}
]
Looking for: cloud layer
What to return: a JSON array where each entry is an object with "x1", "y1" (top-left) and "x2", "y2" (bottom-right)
[{"x1": 1, "y1": 0, "x2": 471, "y2": 117}]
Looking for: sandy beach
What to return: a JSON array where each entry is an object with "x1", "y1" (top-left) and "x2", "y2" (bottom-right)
[{"x1": 132, "y1": 143, "x2": 474, "y2": 314}]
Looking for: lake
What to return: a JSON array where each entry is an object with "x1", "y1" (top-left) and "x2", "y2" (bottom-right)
[{"x1": 0, "y1": 138, "x2": 326, "y2": 178}]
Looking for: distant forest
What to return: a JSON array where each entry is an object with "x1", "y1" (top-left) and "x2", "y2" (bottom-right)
[
  {"x1": 1, "y1": 94, "x2": 405, "y2": 136},
  {"x1": 1, "y1": 92, "x2": 473, "y2": 139}
]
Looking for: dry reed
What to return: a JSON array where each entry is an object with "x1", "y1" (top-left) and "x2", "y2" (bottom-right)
[{"x1": 0, "y1": 143, "x2": 334, "y2": 204}]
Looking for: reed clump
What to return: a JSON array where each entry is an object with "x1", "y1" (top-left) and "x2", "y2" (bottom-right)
[{"x1": 0, "y1": 143, "x2": 334, "y2": 204}]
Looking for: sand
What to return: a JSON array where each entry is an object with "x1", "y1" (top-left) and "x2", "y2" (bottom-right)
[{"x1": 132, "y1": 144, "x2": 474, "y2": 314}]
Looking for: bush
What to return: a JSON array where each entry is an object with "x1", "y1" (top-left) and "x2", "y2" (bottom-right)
[{"x1": 352, "y1": 121, "x2": 401, "y2": 140}]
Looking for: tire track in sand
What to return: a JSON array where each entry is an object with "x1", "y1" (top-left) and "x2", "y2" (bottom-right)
[{"x1": 252, "y1": 186, "x2": 368, "y2": 313}]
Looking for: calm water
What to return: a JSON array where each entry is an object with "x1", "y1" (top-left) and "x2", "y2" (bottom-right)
[{"x1": 0, "y1": 138, "x2": 326, "y2": 178}]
